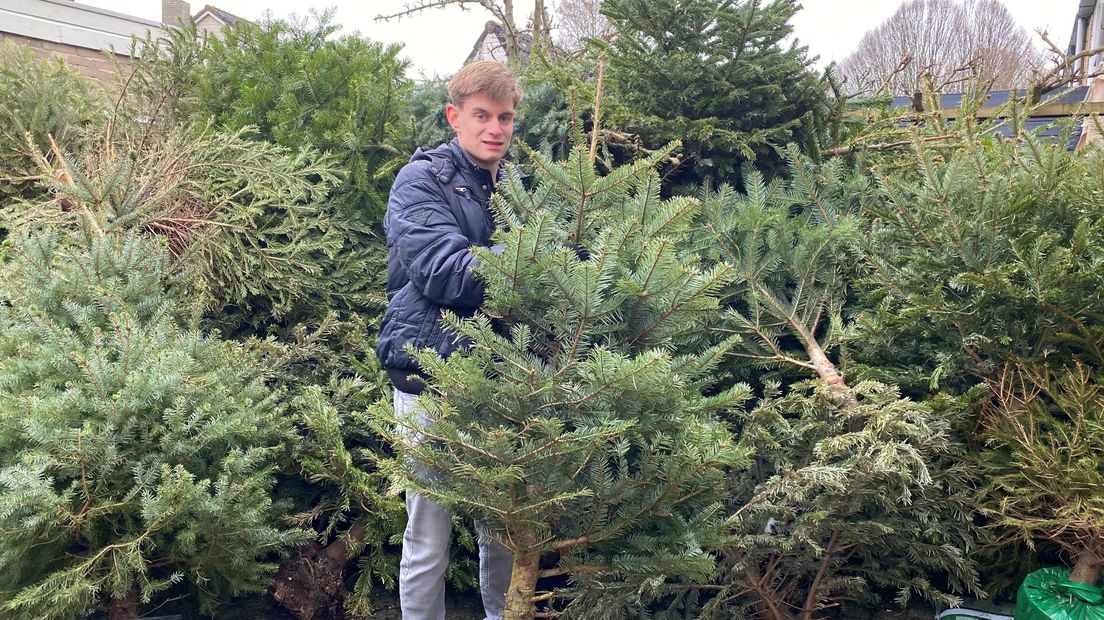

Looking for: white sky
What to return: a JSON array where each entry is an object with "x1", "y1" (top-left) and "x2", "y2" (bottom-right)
[{"x1": 84, "y1": 0, "x2": 1083, "y2": 78}]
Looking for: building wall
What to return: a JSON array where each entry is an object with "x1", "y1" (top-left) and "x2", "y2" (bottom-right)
[
  {"x1": 162, "y1": 0, "x2": 191, "y2": 27},
  {"x1": 0, "y1": 0, "x2": 158, "y2": 83},
  {"x1": 0, "y1": 31, "x2": 129, "y2": 84},
  {"x1": 195, "y1": 14, "x2": 227, "y2": 39}
]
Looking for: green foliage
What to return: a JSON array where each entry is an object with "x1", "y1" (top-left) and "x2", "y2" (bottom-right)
[
  {"x1": 707, "y1": 381, "x2": 979, "y2": 618},
  {"x1": 9, "y1": 122, "x2": 349, "y2": 329},
  {"x1": 699, "y1": 147, "x2": 869, "y2": 382},
  {"x1": 514, "y1": 61, "x2": 578, "y2": 162},
  {"x1": 695, "y1": 148, "x2": 980, "y2": 616},
  {"x1": 106, "y1": 18, "x2": 423, "y2": 608},
  {"x1": 0, "y1": 42, "x2": 97, "y2": 206},
  {"x1": 178, "y1": 12, "x2": 427, "y2": 598},
  {"x1": 848, "y1": 102, "x2": 1104, "y2": 590},
  {"x1": 196, "y1": 11, "x2": 412, "y2": 232},
  {"x1": 0, "y1": 228, "x2": 303, "y2": 618},
  {"x1": 110, "y1": 23, "x2": 207, "y2": 136},
  {"x1": 983, "y1": 363, "x2": 1104, "y2": 585},
  {"x1": 248, "y1": 317, "x2": 412, "y2": 614},
  {"x1": 374, "y1": 144, "x2": 751, "y2": 617},
  {"x1": 291, "y1": 383, "x2": 404, "y2": 606},
  {"x1": 856, "y1": 115, "x2": 1104, "y2": 393},
  {"x1": 597, "y1": 0, "x2": 827, "y2": 187},
  {"x1": 403, "y1": 79, "x2": 452, "y2": 152},
  {"x1": 111, "y1": 14, "x2": 412, "y2": 326},
  {"x1": 10, "y1": 103, "x2": 411, "y2": 608}
]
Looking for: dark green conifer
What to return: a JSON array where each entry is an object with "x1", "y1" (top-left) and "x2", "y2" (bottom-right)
[
  {"x1": 696, "y1": 150, "x2": 980, "y2": 617},
  {"x1": 597, "y1": 0, "x2": 826, "y2": 187}
]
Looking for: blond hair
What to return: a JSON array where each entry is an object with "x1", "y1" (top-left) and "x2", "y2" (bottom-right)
[{"x1": 448, "y1": 61, "x2": 523, "y2": 108}]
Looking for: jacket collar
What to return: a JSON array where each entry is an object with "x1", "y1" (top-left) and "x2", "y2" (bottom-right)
[
  {"x1": 412, "y1": 139, "x2": 512, "y2": 186},
  {"x1": 448, "y1": 138, "x2": 506, "y2": 186}
]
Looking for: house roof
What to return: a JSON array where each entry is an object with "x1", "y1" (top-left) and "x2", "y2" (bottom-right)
[
  {"x1": 891, "y1": 87, "x2": 1092, "y2": 111},
  {"x1": 193, "y1": 4, "x2": 244, "y2": 27},
  {"x1": 0, "y1": 0, "x2": 161, "y2": 55},
  {"x1": 890, "y1": 86, "x2": 1094, "y2": 150}
]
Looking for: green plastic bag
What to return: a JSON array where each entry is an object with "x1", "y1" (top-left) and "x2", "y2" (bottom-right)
[{"x1": 1015, "y1": 567, "x2": 1104, "y2": 620}]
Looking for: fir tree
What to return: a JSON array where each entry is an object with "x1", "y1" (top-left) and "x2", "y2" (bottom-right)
[
  {"x1": 986, "y1": 363, "x2": 1104, "y2": 586},
  {"x1": 195, "y1": 11, "x2": 413, "y2": 231},
  {"x1": 855, "y1": 106, "x2": 1104, "y2": 589},
  {"x1": 374, "y1": 143, "x2": 750, "y2": 619},
  {"x1": 695, "y1": 150, "x2": 980, "y2": 617},
  {"x1": 0, "y1": 226, "x2": 303, "y2": 619},
  {"x1": 596, "y1": 0, "x2": 826, "y2": 187},
  {"x1": 403, "y1": 79, "x2": 453, "y2": 152},
  {"x1": 10, "y1": 104, "x2": 408, "y2": 615},
  {"x1": 113, "y1": 22, "x2": 419, "y2": 609},
  {"x1": 115, "y1": 15, "x2": 412, "y2": 329},
  {"x1": 251, "y1": 325, "x2": 410, "y2": 618},
  {"x1": 0, "y1": 42, "x2": 96, "y2": 207},
  {"x1": 857, "y1": 113, "x2": 1104, "y2": 393},
  {"x1": 699, "y1": 147, "x2": 866, "y2": 391},
  {"x1": 18, "y1": 120, "x2": 347, "y2": 331}
]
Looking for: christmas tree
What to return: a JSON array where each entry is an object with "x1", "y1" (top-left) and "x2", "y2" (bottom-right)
[
  {"x1": 375, "y1": 143, "x2": 750, "y2": 619},
  {"x1": 696, "y1": 150, "x2": 980, "y2": 617},
  {"x1": 0, "y1": 226, "x2": 302, "y2": 618},
  {"x1": 597, "y1": 0, "x2": 826, "y2": 187},
  {"x1": 856, "y1": 109, "x2": 1104, "y2": 590}
]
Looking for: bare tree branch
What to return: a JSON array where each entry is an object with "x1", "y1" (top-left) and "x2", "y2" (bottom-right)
[
  {"x1": 1034, "y1": 30, "x2": 1104, "y2": 92},
  {"x1": 837, "y1": 0, "x2": 1045, "y2": 96},
  {"x1": 554, "y1": 0, "x2": 610, "y2": 52},
  {"x1": 376, "y1": 0, "x2": 507, "y2": 24},
  {"x1": 375, "y1": 0, "x2": 550, "y2": 66}
]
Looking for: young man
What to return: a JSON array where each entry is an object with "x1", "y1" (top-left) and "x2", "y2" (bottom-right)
[{"x1": 375, "y1": 61, "x2": 521, "y2": 620}]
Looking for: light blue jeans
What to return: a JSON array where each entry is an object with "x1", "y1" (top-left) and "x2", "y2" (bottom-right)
[{"x1": 395, "y1": 389, "x2": 513, "y2": 620}]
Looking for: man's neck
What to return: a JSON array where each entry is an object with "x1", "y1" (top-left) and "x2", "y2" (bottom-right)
[{"x1": 456, "y1": 143, "x2": 500, "y2": 184}]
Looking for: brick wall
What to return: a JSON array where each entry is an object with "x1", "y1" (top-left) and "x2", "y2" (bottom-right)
[
  {"x1": 162, "y1": 0, "x2": 191, "y2": 28},
  {"x1": 0, "y1": 31, "x2": 130, "y2": 84}
]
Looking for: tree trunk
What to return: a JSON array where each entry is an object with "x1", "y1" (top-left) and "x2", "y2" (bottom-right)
[
  {"x1": 532, "y1": 0, "x2": 546, "y2": 56},
  {"x1": 804, "y1": 336, "x2": 860, "y2": 414},
  {"x1": 503, "y1": 534, "x2": 541, "y2": 620},
  {"x1": 1069, "y1": 546, "x2": 1102, "y2": 585},
  {"x1": 106, "y1": 590, "x2": 139, "y2": 620}
]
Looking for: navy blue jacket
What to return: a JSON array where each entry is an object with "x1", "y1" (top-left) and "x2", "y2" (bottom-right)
[{"x1": 376, "y1": 139, "x2": 503, "y2": 394}]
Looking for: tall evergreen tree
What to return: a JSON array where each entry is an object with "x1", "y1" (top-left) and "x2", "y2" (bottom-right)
[
  {"x1": 110, "y1": 21, "x2": 427, "y2": 614},
  {"x1": 597, "y1": 0, "x2": 826, "y2": 187},
  {"x1": 10, "y1": 97, "x2": 408, "y2": 615},
  {"x1": 195, "y1": 11, "x2": 412, "y2": 232},
  {"x1": 375, "y1": 143, "x2": 750, "y2": 619}
]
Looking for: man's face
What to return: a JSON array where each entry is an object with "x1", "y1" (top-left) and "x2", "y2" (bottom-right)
[{"x1": 445, "y1": 93, "x2": 516, "y2": 170}]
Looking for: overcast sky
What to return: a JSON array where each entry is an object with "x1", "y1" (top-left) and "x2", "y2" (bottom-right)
[{"x1": 84, "y1": 0, "x2": 1083, "y2": 78}]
